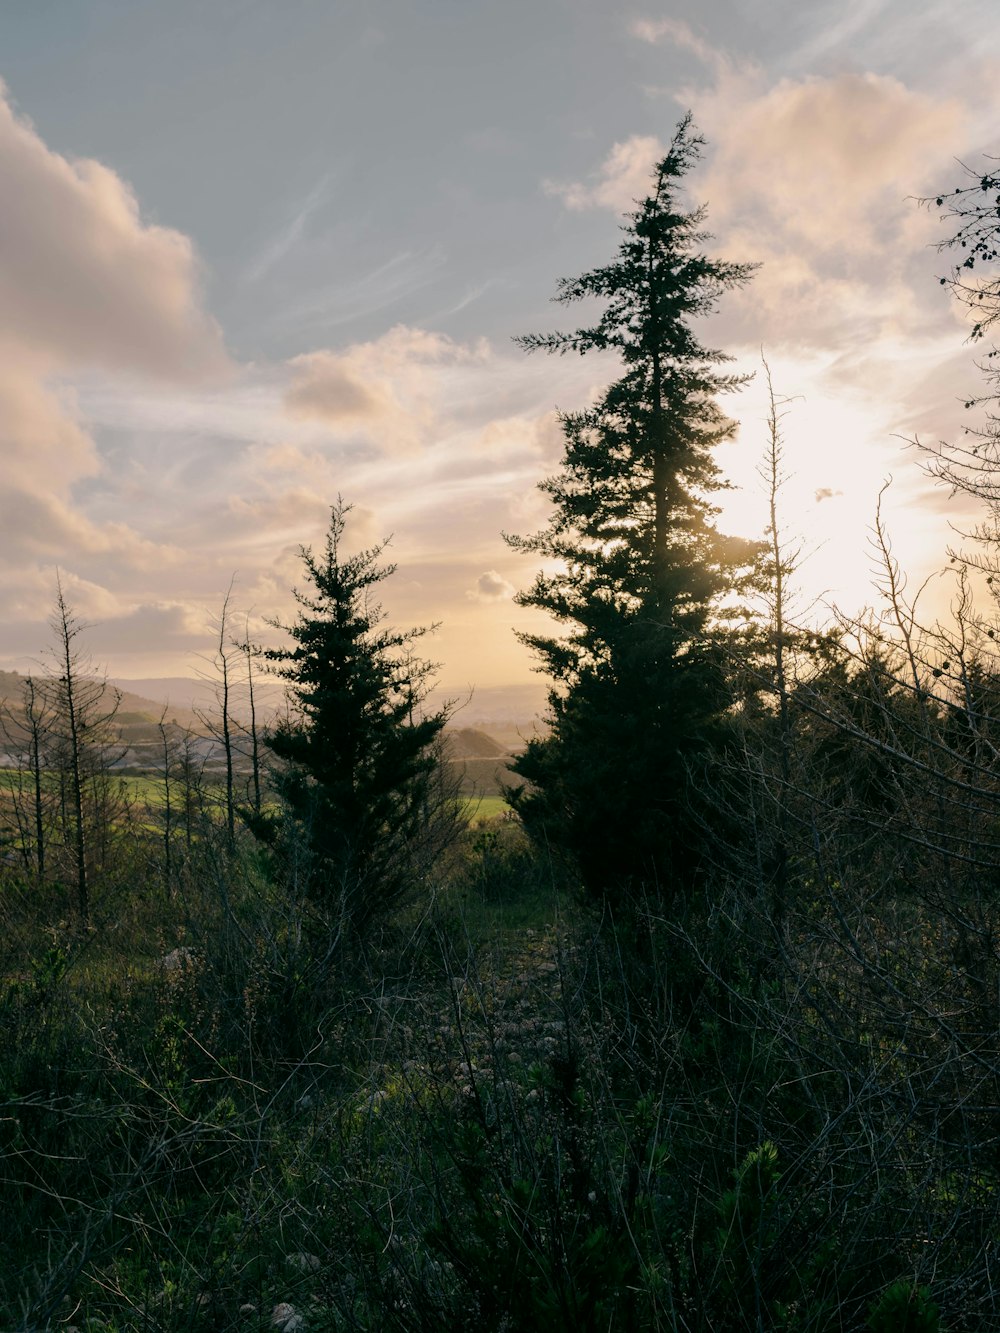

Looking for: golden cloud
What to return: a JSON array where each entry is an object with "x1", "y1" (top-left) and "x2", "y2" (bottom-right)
[
  {"x1": 284, "y1": 325, "x2": 489, "y2": 453},
  {"x1": 700, "y1": 72, "x2": 965, "y2": 254}
]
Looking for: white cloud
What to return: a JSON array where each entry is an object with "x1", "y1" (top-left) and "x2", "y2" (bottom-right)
[
  {"x1": 225, "y1": 489, "x2": 337, "y2": 542},
  {"x1": 244, "y1": 174, "x2": 331, "y2": 285},
  {"x1": 285, "y1": 357, "x2": 385, "y2": 422},
  {"x1": 285, "y1": 324, "x2": 492, "y2": 453},
  {"x1": 701, "y1": 72, "x2": 965, "y2": 256},
  {"x1": 628, "y1": 15, "x2": 729, "y2": 76},
  {"x1": 670, "y1": 65, "x2": 974, "y2": 351},
  {"x1": 478, "y1": 411, "x2": 563, "y2": 458},
  {"x1": 0, "y1": 485, "x2": 180, "y2": 567},
  {"x1": 87, "y1": 602, "x2": 214, "y2": 654},
  {"x1": 0, "y1": 82, "x2": 228, "y2": 381},
  {"x1": 544, "y1": 135, "x2": 666, "y2": 213},
  {"x1": 467, "y1": 570, "x2": 516, "y2": 602},
  {"x1": 0, "y1": 361, "x2": 96, "y2": 493}
]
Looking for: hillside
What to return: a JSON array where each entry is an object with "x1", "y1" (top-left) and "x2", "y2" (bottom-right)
[
  {"x1": 1, "y1": 672, "x2": 203, "y2": 731},
  {"x1": 0, "y1": 671, "x2": 204, "y2": 767},
  {"x1": 442, "y1": 726, "x2": 522, "y2": 797},
  {"x1": 0, "y1": 671, "x2": 521, "y2": 787}
]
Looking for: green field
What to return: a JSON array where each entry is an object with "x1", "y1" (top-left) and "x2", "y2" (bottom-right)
[
  {"x1": 462, "y1": 794, "x2": 511, "y2": 823},
  {"x1": 1, "y1": 769, "x2": 511, "y2": 827}
]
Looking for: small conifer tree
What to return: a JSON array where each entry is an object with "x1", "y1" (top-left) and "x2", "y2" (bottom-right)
[{"x1": 262, "y1": 500, "x2": 449, "y2": 932}]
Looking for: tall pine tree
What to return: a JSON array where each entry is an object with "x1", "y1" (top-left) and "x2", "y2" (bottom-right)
[{"x1": 506, "y1": 115, "x2": 758, "y2": 900}]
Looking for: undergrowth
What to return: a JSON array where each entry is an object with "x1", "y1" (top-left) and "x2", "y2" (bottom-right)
[{"x1": 1, "y1": 816, "x2": 997, "y2": 1330}]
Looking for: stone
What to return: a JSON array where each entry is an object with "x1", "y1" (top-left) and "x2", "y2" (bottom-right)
[
  {"x1": 157, "y1": 946, "x2": 196, "y2": 972},
  {"x1": 287, "y1": 1252, "x2": 321, "y2": 1273}
]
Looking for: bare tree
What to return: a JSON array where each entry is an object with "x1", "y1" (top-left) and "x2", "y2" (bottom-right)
[
  {"x1": 0, "y1": 674, "x2": 56, "y2": 879},
  {"x1": 235, "y1": 612, "x2": 263, "y2": 820},
  {"x1": 197, "y1": 578, "x2": 238, "y2": 850},
  {"x1": 757, "y1": 361, "x2": 802, "y2": 930},
  {"x1": 47, "y1": 579, "x2": 123, "y2": 926},
  {"x1": 156, "y1": 709, "x2": 177, "y2": 895}
]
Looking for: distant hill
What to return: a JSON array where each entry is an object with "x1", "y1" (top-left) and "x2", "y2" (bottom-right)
[
  {"x1": 445, "y1": 727, "x2": 508, "y2": 759},
  {"x1": 0, "y1": 670, "x2": 25, "y2": 705},
  {"x1": 434, "y1": 682, "x2": 546, "y2": 725},
  {"x1": 441, "y1": 727, "x2": 524, "y2": 797},
  {"x1": 0, "y1": 671, "x2": 535, "y2": 789},
  {"x1": 1, "y1": 671, "x2": 204, "y2": 730},
  {"x1": 111, "y1": 676, "x2": 286, "y2": 725},
  {"x1": 116, "y1": 677, "x2": 549, "y2": 739},
  {"x1": 0, "y1": 671, "x2": 206, "y2": 766}
]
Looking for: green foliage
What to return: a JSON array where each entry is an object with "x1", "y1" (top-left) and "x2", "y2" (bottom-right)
[{"x1": 868, "y1": 1282, "x2": 940, "y2": 1333}]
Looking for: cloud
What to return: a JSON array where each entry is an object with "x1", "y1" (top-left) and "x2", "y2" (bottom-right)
[
  {"x1": 87, "y1": 602, "x2": 214, "y2": 654},
  {"x1": 284, "y1": 324, "x2": 490, "y2": 453},
  {"x1": 467, "y1": 570, "x2": 516, "y2": 602},
  {"x1": 673, "y1": 67, "x2": 972, "y2": 350},
  {"x1": 0, "y1": 81, "x2": 234, "y2": 662},
  {"x1": 225, "y1": 488, "x2": 338, "y2": 542},
  {"x1": 0, "y1": 361, "x2": 96, "y2": 492},
  {"x1": 577, "y1": 34, "x2": 985, "y2": 356},
  {"x1": 0, "y1": 566, "x2": 114, "y2": 641},
  {"x1": 0, "y1": 82, "x2": 228, "y2": 381},
  {"x1": 269, "y1": 248, "x2": 448, "y2": 337},
  {"x1": 0, "y1": 485, "x2": 180, "y2": 568},
  {"x1": 25, "y1": 324, "x2": 588, "y2": 675},
  {"x1": 628, "y1": 16, "x2": 729, "y2": 76},
  {"x1": 544, "y1": 135, "x2": 666, "y2": 213},
  {"x1": 478, "y1": 411, "x2": 564, "y2": 458},
  {"x1": 701, "y1": 72, "x2": 964, "y2": 256},
  {"x1": 285, "y1": 356, "x2": 385, "y2": 421},
  {"x1": 244, "y1": 174, "x2": 331, "y2": 284},
  {"x1": 784, "y1": 0, "x2": 896, "y2": 67}
]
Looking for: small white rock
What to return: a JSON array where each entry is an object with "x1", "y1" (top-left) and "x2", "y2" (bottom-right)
[
  {"x1": 271, "y1": 1302, "x2": 297, "y2": 1328},
  {"x1": 287, "y1": 1252, "x2": 321, "y2": 1273},
  {"x1": 158, "y1": 946, "x2": 196, "y2": 972}
]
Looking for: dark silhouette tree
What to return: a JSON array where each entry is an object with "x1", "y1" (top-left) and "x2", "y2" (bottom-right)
[
  {"x1": 261, "y1": 500, "x2": 450, "y2": 933},
  {"x1": 506, "y1": 114, "x2": 759, "y2": 900}
]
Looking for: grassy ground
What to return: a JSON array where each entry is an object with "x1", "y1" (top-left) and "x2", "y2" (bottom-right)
[
  {"x1": 3, "y1": 807, "x2": 986, "y2": 1329},
  {"x1": 0, "y1": 814, "x2": 580, "y2": 1331},
  {"x1": 1, "y1": 770, "x2": 510, "y2": 826},
  {"x1": 461, "y1": 794, "x2": 510, "y2": 824}
]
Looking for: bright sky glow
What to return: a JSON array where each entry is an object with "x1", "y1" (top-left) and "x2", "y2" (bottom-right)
[{"x1": 0, "y1": 0, "x2": 997, "y2": 696}]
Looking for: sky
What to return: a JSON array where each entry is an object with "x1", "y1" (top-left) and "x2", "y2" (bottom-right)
[{"x1": 1, "y1": 0, "x2": 998, "y2": 700}]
